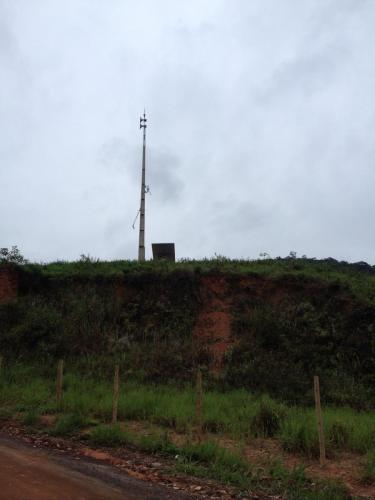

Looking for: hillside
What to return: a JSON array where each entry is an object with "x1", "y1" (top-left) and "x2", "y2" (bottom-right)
[{"x1": 1, "y1": 257, "x2": 374, "y2": 407}]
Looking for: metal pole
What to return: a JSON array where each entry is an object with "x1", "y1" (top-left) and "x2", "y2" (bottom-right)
[{"x1": 138, "y1": 112, "x2": 147, "y2": 261}]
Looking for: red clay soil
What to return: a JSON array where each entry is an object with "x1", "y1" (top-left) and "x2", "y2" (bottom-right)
[
  {"x1": 0, "y1": 267, "x2": 18, "y2": 304},
  {"x1": 193, "y1": 276, "x2": 233, "y2": 372}
]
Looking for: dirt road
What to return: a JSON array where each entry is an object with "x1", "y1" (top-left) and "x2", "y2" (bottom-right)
[{"x1": 0, "y1": 435, "x2": 189, "y2": 500}]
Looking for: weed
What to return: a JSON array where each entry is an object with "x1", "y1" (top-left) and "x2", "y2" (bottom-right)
[
  {"x1": 22, "y1": 408, "x2": 40, "y2": 426},
  {"x1": 262, "y1": 460, "x2": 348, "y2": 499},
  {"x1": 250, "y1": 396, "x2": 286, "y2": 437},
  {"x1": 0, "y1": 408, "x2": 13, "y2": 420},
  {"x1": 173, "y1": 441, "x2": 253, "y2": 489},
  {"x1": 327, "y1": 421, "x2": 352, "y2": 449},
  {"x1": 175, "y1": 461, "x2": 252, "y2": 489},
  {"x1": 89, "y1": 424, "x2": 128, "y2": 447},
  {"x1": 280, "y1": 413, "x2": 319, "y2": 458},
  {"x1": 1, "y1": 364, "x2": 375, "y2": 462},
  {"x1": 361, "y1": 449, "x2": 375, "y2": 485},
  {"x1": 49, "y1": 413, "x2": 88, "y2": 437},
  {"x1": 137, "y1": 431, "x2": 178, "y2": 455}
]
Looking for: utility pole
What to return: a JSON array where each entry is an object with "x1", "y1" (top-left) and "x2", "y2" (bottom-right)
[{"x1": 138, "y1": 111, "x2": 147, "y2": 261}]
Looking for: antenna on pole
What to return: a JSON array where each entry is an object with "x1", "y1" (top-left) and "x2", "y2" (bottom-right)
[{"x1": 138, "y1": 111, "x2": 147, "y2": 261}]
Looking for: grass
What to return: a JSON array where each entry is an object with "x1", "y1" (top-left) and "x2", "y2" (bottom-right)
[
  {"x1": 174, "y1": 442, "x2": 253, "y2": 490},
  {"x1": 250, "y1": 395, "x2": 286, "y2": 437},
  {"x1": 0, "y1": 364, "x2": 361, "y2": 498},
  {"x1": 21, "y1": 408, "x2": 40, "y2": 426},
  {"x1": 11, "y1": 255, "x2": 375, "y2": 304},
  {"x1": 89, "y1": 425, "x2": 253, "y2": 488},
  {"x1": 89, "y1": 423, "x2": 129, "y2": 447},
  {"x1": 361, "y1": 450, "x2": 375, "y2": 485},
  {"x1": 49, "y1": 413, "x2": 90, "y2": 437},
  {"x1": 279, "y1": 407, "x2": 375, "y2": 458},
  {"x1": 88, "y1": 425, "x2": 348, "y2": 498},
  {"x1": 89, "y1": 424, "x2": 347, "y2": 498},
  {"x1": 280, "y1": 411, "x2": 320, "y2": 457},
  {"x1": 265, "y1": 461, "x2": 347, "y2": 500},
  {"x1": 1, "y1": 364, "x2": 374, "y2": 459}
]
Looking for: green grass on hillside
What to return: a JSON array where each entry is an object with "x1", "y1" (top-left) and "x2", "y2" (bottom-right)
[{"x1": 14, "y1": 256, "x2": 375, "y2": 304}]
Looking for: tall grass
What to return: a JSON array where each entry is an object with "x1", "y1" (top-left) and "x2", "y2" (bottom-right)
[
  {"x1": 361, "y1": 449, "x2": 375, "y2": 484},
  {"x1": 1, "y1": 364, "x2": 374, "y2": 459}
]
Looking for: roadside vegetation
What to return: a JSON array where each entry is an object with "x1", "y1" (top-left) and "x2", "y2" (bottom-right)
[
  {"x1": 1, "y1": 364, "x2": 374, "y2": 456},
  {"x1": 88, "y1": 425, "x2": 347, "y2": 499},
  {"x1": 0, "y1": 363, "x2": 373, "y2": 498}
]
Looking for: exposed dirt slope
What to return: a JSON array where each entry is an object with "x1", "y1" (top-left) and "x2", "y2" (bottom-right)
[{"x1": 194, "y1": 276, "x2": 232, "y2": 372}]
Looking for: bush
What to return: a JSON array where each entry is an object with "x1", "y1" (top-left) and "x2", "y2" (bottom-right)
[{"x1": 0, "y1": 298, "x2": 64, "y2": 357}]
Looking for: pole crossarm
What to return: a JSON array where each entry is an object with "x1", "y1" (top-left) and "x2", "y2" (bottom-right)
[{"x1": 140, "y1": 112, "x2": 147, "y2": 129}]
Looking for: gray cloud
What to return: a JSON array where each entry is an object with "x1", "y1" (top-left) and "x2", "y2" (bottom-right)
[
  {"x1": 148, "y1": 149, "x2": 184, "y2": 203},
  {"x1": 211, "y1": 199, "x2": 272, "y2": 233}
]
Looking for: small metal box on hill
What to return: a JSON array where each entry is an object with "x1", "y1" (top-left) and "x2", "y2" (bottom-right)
[{"x1": 152, "y1": 243, "x2": 175, "y2": 262}]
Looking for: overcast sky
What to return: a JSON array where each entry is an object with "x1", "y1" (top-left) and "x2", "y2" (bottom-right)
[{"x1": 1, "y1": 1, "x2": 374, "y2": 263}]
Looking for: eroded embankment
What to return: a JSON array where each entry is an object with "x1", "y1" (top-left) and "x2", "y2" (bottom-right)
[
  {"x1": 0, "y1": 266, "x2": 374, "y2": 403},
  {"x1": 193, "y1": 272, "x2": 373, "y2": 373}
]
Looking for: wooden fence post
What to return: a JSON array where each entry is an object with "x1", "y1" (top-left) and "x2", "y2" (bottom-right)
[
  {"x1": 56, "y1": 359, "x2": 64, "y2": 410},
  {"x1": 314, "y1": 375, "x2": 326, "y2": 466},
  {"x1": 112, "y1": 364, "x2": 120, "y2": 424},
  {"x1": 195, "y1": 367, "x2": 203, "y2": 442}
]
